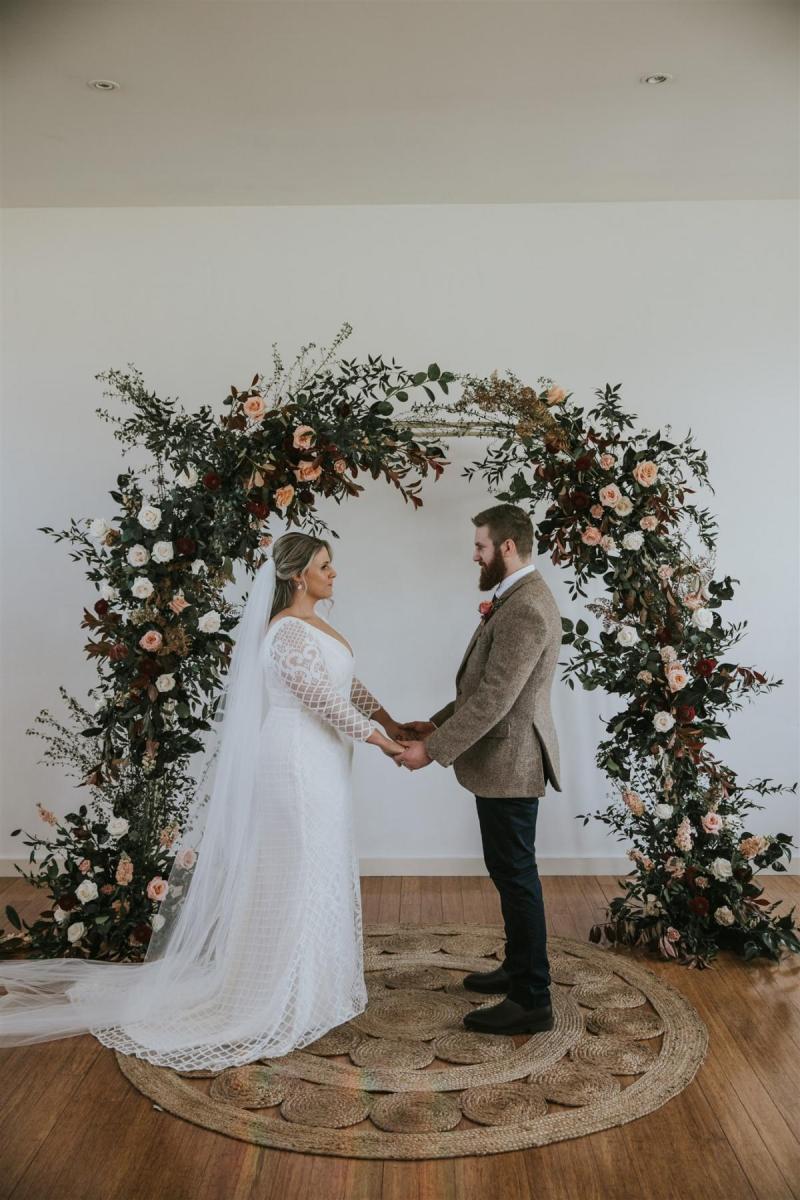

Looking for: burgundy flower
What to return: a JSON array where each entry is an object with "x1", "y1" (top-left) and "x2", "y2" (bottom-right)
[
  {"x1": 108, "y1": 643, "x2": 129, "y2": 662},
  {"x1": 57, "y1": 894, "x2": 78, "y2": 911},
  {"x1": 676, "y1": 704, "x2": 696, "y2": 723},
  {"x1": 94, "y1": 599, "x2": 109, "y2": 616},
  {"x1": 688, "y1": 896, "x2": 709, "y2": 917},
  {"x1": 175, "y1": 536, "x2": 197, "y2": 557},
  {"x1": 131, "y1": 922, "x2": 153, "y2": 944},
  {"x1": 202, "y1": 472, "x2": 222, "y2": 492},
  {"x1": 298, "y1": 489, "x2": 314, "y2": 504},
  {"x1": 571, "y1": 490, "x2": 591, "y2": 510},
  {"x1": 696, "y1": 657, "x2": 718, "y2": 678},
  {"x1": 246, "y1": 500, "x2": 268, "y2": 520},
  {"x1": 574, "y1": 454, "x2": 594, "y2": 472}
]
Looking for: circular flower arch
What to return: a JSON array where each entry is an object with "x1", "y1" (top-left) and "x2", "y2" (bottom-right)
[{"x1": 4, "y1": 330, "x2": 797, "y2": 970}]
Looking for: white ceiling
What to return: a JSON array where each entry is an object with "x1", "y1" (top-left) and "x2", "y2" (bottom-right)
[{"x1": 1, "y1": 1, "x2": 797, "y2": 206}]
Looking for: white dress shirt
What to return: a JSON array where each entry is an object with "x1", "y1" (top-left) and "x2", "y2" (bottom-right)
[{"x1": 493, "y1": 563, "x2": 537, "y2": 601}]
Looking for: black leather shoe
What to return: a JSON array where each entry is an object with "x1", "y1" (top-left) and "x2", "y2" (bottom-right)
[
  {"x1": 463, "y1": 997, "x2": 554, "y2": 1035},
  {"x1": 462, "y1": 965, "x2": 510, "y2": 994}
]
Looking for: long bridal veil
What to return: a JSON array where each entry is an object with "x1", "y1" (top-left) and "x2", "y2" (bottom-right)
[{"x1": 0, "y1": 556, "x2": 292, "y2": 1071}]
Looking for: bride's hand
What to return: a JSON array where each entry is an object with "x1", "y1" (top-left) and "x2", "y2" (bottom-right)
[{"x1": 380, "y1": 739, "x2": 405, "y2": 762}]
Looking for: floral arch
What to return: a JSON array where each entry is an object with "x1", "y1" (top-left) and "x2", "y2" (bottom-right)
[{"x1": 4, "y1": 328, "x2": 797, "y2": 970}]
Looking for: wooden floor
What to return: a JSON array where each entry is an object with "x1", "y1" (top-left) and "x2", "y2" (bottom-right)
[{"x1": 1, "y1": 873, "x2": 799, "y2": 1200}]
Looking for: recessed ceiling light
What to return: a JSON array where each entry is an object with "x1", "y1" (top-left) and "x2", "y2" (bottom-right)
[
  {"x1": 640, "y1": 73, "x2": 673, "y2": 86},
  {"x1": 87, "y1": 79, "x2": 120, "y2": 91}
]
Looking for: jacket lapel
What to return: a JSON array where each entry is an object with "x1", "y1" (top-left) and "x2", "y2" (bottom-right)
[{"x1": 455, "y1": 572, "x2": 538, "y2": 681}]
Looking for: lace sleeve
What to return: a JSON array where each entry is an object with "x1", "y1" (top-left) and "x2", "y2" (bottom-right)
[
  {"x1": 350, "y1": 677, "x2": 381, "y2": 718},
  {"x1": 267, "y1": 619, "x2": 376, "y2": 742}
]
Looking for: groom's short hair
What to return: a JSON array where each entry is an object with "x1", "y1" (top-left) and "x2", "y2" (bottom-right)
[{"x1": 472, "y1": 504, "x2": 534, "y2": 558}]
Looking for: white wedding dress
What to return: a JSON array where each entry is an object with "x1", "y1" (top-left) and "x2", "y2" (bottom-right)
[{"x1": 0, "y1": 606, "x2": 380, "y2": 1072}]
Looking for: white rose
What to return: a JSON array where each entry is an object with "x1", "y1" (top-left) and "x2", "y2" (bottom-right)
[
  {"x1": 66, "y1": 922, "x2": 86, "y2": 943},
  {"x1": 198, "y1": 610, "x2": 221, "y2": 634},
  {"x1": 107, "y1": 816, "x2": 130, "y2": 839},
  {"x1": 622, "y1": 531, "x2": 644, "y2": 551},
  {"x1": 190, "y1": 559, "x2": 207, "y2": 575},
  {"x1": 714, "y1": 905, "x2": 735, "y2": 926},
  {"x1": 131, "y1": 577, "x2": 154, "y2": 600},
  {"x1": 653, "y1": 711, "x2": 676, "y2": 732},
  {"x1": 156, "y1": 673, "x2": 176, "y2": 693},
  {"x1": 176, "y1": 466, "x2": 198, "y2": 488},
  {"x1": 614, "y1": 496, "x2": 634, "y2": 517},
  {"x1": 89, "y1": 518, "x2": 111, "y2": 540},
  {"x1": 53, "y1": 905, "x2": 68, "y2": 924},
  {"x1": 127, "y1": 544, "x2": 150, "y2": 568},
  {"x1": 710, "y1": 856, "x2": 733, "y2": 880},
  {"x1": 152, "y1": 913, "x2": 166, "y2": 932},
  {"x1": 138, "y1": 505, "x2": 161, "y2": 531},
  {"x1": 152, "y1": 540, "x2": 174, "y2": 564},
  {"x1": 100, "y1": 583, "x2": 119, "y2": 602},
  {"x1": 616, "y1": 626, "x2": 639, "y2": 647},
  {"x1": 654, "y1": 804, "x2": 674, "y2": 820},
  {"x1": 75, "y1": 880, "x2": 99, "y2": 904},
  {"x1": 692, "y1": 608, "x2": 714, "y2": 631}
]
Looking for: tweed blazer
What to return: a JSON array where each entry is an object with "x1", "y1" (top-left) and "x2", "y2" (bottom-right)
[{"x1": 425, "y1": 571, "x2": 562, "y2": 798}]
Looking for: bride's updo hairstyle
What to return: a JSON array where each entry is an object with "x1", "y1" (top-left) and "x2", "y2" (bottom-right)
[{"x1": 269, "y1": 532, "x2": 333, "y2": 621}]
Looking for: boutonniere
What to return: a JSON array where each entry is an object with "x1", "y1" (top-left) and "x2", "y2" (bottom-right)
[{"x1": 479, "y1": 599, "x2": 497, "y2": 623}]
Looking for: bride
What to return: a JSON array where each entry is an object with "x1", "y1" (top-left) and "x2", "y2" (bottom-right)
[{"x1": 0, "y1": 532, "x2": 406, "y2": 1070}]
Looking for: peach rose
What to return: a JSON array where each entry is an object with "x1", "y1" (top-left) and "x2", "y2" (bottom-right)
[
  {"x1": 666, "y1": 663, "x2": 688, "y2": 692},
  {"x1": 139, "y1": 630, "x2": 163, "y2": 653},
  {"x1": 292, "y1": 425, "x2": 315, "y2": 450},
  {"x1": 640, "y1": 515, "x2": 658, "y2": 531},
  {"x1": 739, "y1": 835, "x2": 767, "y2": 859},
  {"x1": 334, "y1": 459, "x2": 347, "y2": 474},
  {"x1": 590, "y1": 504, "x2": 604, "y2": 519},
  {"x1": 294, "y1": 460, "x2": 322, "y2": 483},
  {"x1": 168, "y1": 594, "x2": 191, "y2": 616},
  {"x1": 116, "y1": 856, "x2": 134, "y2": 886},
  {"x1": 599, "y1": 484, "x2": 622, "y2": 508},
  {"x1": 683, "y1": 592, "x2": 703, "y2": 610},
  {"x1": 243, "y1": 396, "x2": 266, "y2": 422},
  {"x1": 545, "y1": 386, "x2": 566, "y2": 406},
  {"x1": 177, "y1": 847, "x2": 197, "y2": 870},
  {"x1": 146, "y1": 876, "x2": 169, "y2": 902},
  {"x1": 275, "y1": 485, "x2": 295, "y2": 509},
  {"x1": 581, "y1": 526, "x2": 602, "y2": 546},
  {"x1": 633, "y1": 460, "x2": 659, "y2": 487},
  {"x1": 701, "y1": 812, "x2": 723, "y2": 835},
  {"x1": 599, "y1": 453, "x2": 616, "y2": 470}
]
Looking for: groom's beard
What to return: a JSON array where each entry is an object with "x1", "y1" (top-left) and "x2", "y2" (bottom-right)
[{"x1": 478, "y1": 546, "x2": 506, "y2": 592}]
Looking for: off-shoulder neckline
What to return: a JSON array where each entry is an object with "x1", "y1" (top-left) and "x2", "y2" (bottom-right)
[{"x1": 266, "y1": 614, "x2": 354, "y2": 658}]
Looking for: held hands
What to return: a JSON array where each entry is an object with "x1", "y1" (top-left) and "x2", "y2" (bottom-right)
[{"x1": 376, "y1": 717, "x2": 434, "y2": 771}]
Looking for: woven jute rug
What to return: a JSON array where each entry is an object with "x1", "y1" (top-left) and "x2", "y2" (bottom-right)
[{"x1": 115, "y1": 924, "x2": 708, "y2": 1159}]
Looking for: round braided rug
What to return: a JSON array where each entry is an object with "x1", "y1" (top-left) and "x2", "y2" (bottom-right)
[{"x1": 115, "y1": 924, "x2": 708, "y2": 1159}]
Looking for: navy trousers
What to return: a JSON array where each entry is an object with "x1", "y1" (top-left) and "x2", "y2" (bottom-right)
[{"x1": 474, "y1": 795, "x2": 551, "y2": 1007}]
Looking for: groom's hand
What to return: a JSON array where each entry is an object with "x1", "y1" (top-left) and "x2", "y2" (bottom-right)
[{"x1": 393, "y1": 740, "x2": 433, "y2": 771}]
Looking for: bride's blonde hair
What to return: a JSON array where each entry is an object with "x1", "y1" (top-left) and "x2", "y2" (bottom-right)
[{"x1": 269, "y1": 532, "x2": 333, "y2": 620}]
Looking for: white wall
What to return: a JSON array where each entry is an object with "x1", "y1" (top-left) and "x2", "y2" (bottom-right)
[{"x1": 1, "y1": 201, "x2": 797, "y2": 873}]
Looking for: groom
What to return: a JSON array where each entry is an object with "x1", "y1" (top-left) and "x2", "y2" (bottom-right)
[{"x1": 395, "y1": 504, "x2": 562, "y2": 1035}]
